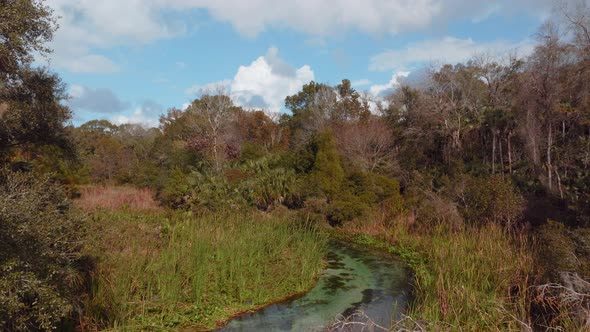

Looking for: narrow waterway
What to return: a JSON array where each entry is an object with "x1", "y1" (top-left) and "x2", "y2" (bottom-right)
[{"x1": 218, "y1": 242, "x2": 410, "y2": 332}]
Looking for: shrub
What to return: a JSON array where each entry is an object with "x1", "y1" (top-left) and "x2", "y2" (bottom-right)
[
  {"x1": 415, "y1": 191, "x2": 464, "y2": 230},
  {"x1": 309, "y1": 131, "x2": 345, "y2": 200},
  {"x1": 326, "y1": 195, "x2": 369, "y2": 226},
  {"x1": 460, "y1": 175, "x2": 524, "y2": 226},
  {"x1": 0, "y1": 170, "x2": 86, "y2": 331},
  {"x1": 158, "y1": 167, "x2": 191, "y2": 208}
]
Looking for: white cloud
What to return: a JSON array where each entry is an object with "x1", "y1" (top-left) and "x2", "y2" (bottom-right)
[
  {"x1": 56, "y1": 54, "x2": 119, "y2": 73},
  {"x1": 369, "y1": 72, "x2": 410, "y2": 97},
  {"x1": 185, "y1": 79, "x2": 232, "y2": 96},
  {"x1": 45, "y1": 0, "x2": 185, "y2": 73},
  {"x1": 186, "y1": 47, "x2": 314, "y2": 113},
  {"x1": 171, "y1": 0, "x2": 562, "y2": 37},
  {"x1": 351, "y1": 79, "x2": 372, "y2": 87},
  {"x1": 369, "y1": 37, "x2": 535, "y2": 72},
  {"x1": 111, "y1": 109, "x2": 158, "y2": 128},
  {"x1": 44, "y1": 0, "x2": 566, "y2": 72},
  {"x1": 231, "y1": 48, "x2": 314, "y2": 112},
  {"x1": 110, "y1": 100, "x2": 164, "y2": 128}
]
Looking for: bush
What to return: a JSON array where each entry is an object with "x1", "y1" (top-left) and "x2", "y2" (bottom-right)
[
  {"x1": 459, "y1": 175, "x2": 524, "y2": 226},
  {"x1": 309, "y1": 131, "x2": 345, "y2": 200},
  {"x1": 326, "y1": 194, "x2": 369, "y2": 226},
  {"x1": 0, "y1": 170, "x2": 86, "y2": 331},
  {"x1": 158, "y1": 167, "x2": 191, "y2": 208},
  {"x1": 415, "y1": 191, "x2": 464, "y2": 230}
]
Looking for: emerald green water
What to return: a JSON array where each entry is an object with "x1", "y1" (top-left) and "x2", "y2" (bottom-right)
[{"x1": 218, "y1": 242, "x2": 409, "y2": 331}]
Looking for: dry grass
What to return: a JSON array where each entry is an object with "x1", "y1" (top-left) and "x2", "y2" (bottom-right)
[{"x1": 75, "y1": 185, "x2": 161, "y2": 212}]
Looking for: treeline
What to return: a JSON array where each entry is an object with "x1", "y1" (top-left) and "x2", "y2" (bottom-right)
[{"x1": 68, "y1": 23, "x2": 590, "y2": 226}]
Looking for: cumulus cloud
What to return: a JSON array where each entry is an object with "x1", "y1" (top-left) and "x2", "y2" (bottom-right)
[
  {"x1": 369, "y1": 37, "x2": 535, "y2": 72},
  {"x1": 110, "y1": 100, "x2": 165, "y2": 128},
  {"x1": 44, "y1": 0, "x2": 568, "y2": 72},
  {"x1": 173, "y1": 0, "x2": 563, "y2": 37},
  {"x1": 186, "y1": 47, "x2": 314, "y2": 113},
  {"x1": 369, "y1": 72, "x2": 410, "y2": 98},
  {"x1": 45, "y1": 0, "x2": 185, "y2": 73},
  {"x1": 231, "y1": 47, "x2": 314, "y2": 112},
  {"x1": 68, "y1": 85, "x2": 130, "y2": 113}
]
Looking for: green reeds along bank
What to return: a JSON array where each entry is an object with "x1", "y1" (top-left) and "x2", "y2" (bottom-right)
[
  {"x1": 83, "y1": 210, "x2": 327, "y2": 330},
  {"x1": 343, "y1": 217, "x2": 535, "y2": 331}
]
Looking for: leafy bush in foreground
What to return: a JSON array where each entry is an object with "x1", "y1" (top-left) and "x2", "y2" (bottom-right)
[{"x1": 0, "y1": 171, "x2": 86, "y2": 331}]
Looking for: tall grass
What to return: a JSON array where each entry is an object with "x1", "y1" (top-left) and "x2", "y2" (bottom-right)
[
  {"x1": 342, "y1": 215, "x2": 535, "y2": 331},
  {"x1": 76, "y1": 185, "x2": 161, "y2": 211},
  {"x1": 84, "y1": 210, "x2": 326, "y2": 330}
]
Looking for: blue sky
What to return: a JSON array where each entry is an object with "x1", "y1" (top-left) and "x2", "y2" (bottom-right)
[{"x1": 41, "y1": 0, "x2": 569, "y2": 127}]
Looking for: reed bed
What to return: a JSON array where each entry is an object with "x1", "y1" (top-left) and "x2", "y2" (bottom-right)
[
  {"x1": 342, "y1": 215, "x2": 535, "y2": 331},
  {"x1": 83, "y1": 210, "x2": 327, "y2": 330}
]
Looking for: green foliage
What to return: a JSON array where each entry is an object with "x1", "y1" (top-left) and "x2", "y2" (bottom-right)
[
  {"x1": 1, "y1": 68, "x2": 73, "y2": 160},
  {"x1": 340, "y1": 217, "x2": 534, "y2": 331},
  {"x1": 238, "y1": 158, "x2": 300, "y2": 210},
  {"x1": 85, "y1": 210, "x2": 327, "y2": 330},
  {"x1": 0, "y1": 170, "x2": 86, "y2": 331},
  {"x1": 181, "y1": 156, "x2": 301, "y2": 212},
  {"x1": 239, "y1": 142, "x2": 266, "y2": 162},
  {"x1": 326, "y1": 195, "x2": 368, "y2": 226},
  {"x1": 460, "y1": 175, "x2": 525, "y2": 225},
  {"x1": 325, "y1": 173, "x2": 403, "y2": 225},
  {"x1": 158, "y1": 167, "x2": 191, "y2": 208},
  {"x1": 309, "y1": 131, "x2": 344, "y2": 200},
  {"x1": 0, "y1": 0, "x2": 57, "y2": 77}
]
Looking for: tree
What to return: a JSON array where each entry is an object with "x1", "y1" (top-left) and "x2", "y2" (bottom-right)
[
  {"x1": 0, "y1": 0, "x2": 57, "y2": 79},
  {"x1": 340, "y1": 118, "x2": 395, "y2": 172},
  {"x1": 284, "y1": 81, "x2": 336, "y2": 146},
  {"x1": 310, "y1": 131, "x2": 344, "y2": 201},
  {"x1": 334, "y1": 79, "x2": 370, "y2": 123},
  {"x1": 0, "y1": 68, "x2": 73, "y2": 160},
  {"x1": 185, "y1": 89, "x2": 238, "y2": 172}
]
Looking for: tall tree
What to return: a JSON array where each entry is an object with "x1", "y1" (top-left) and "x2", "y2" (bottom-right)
[{"x1": 0, "y1": 0, "x2": 56, "y2": 80}]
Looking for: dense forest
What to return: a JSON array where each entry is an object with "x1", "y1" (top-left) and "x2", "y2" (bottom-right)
[{"x1": 2, "y1": 0, "x2": 590, "y2": 331}]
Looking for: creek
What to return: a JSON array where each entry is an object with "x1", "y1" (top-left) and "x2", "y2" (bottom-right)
[{"x1": 218, "y1": 242, "x2": 410, "y2": 331}]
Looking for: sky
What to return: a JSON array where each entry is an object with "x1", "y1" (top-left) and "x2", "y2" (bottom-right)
[{"x1": 39, "y1": 0, "x2": 576, "y2": 127}]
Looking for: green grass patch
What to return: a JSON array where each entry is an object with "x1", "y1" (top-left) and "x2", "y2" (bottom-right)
[
  {"x1": 338, "y1": 218, "x2": 535, "y2": 331},
  {"x1": 83, "y1": 209, "x2": 327, "y2": 330}
]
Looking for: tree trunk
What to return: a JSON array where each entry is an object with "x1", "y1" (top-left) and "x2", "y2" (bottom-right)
[
  {"x1": 508, "y1": 131, "x2": 513, "y2": 174},
  {"x1": 547, "y1": 124, "x2": 553, "y2": 191},
  {"x1": 499, "y1": 134, "x2": 505, "y2": 179},
  {"x1": 555, "y1": 166, "x2": 564, "y2": 199},
  {"x1": 212, "y1": 129, "x2": 220, "y2": 173},
  {"x1": 492, "y1": 131, "x2": 497, "y2": 175}
]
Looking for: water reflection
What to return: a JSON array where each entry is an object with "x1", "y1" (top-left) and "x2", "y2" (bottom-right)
[{"x1": 218, "y1": 242, "x2": 409, "y2": 332}]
